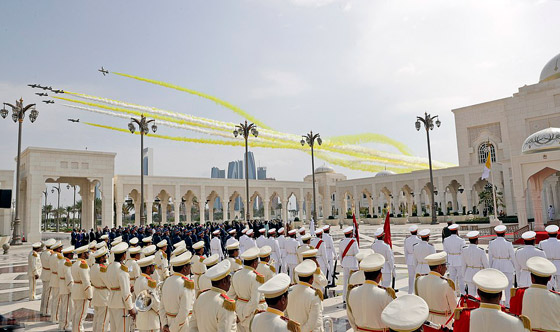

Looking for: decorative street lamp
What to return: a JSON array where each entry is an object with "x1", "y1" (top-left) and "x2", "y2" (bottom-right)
[
  {"x1": 1, "y1": 99, "x2": 38, "y2": 245},
  {"x1": 52, "y1": 184, "x2": 61, "y2": 232},
  {"x1": 233, "y1": 120, "x2": 258, "y2": 222},
  {"x1": 128, "y1": 114, "x2": 157, "y2": 226},
  {"x1": 415, "y1": 112, "x2": 441, "y2": 224},
  {"x1": 301, "y1": 131, "x2": 322, "y2": 222}
]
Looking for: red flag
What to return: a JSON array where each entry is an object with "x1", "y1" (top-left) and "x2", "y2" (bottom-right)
[
  {"x1": 383, "y1": 212, "x2": 392, "y2": 248},
  {"x1": 352, "y1": 213, "x2": 360, "y2": 245}
]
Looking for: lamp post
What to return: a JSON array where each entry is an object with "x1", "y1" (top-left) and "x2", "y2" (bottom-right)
[
  {"x1": 301, "y1": 131, "x2": 322, "y2": 222},
  {"x1": 1, "y1": 99, "x2": 38, "y2": 245},
  {"x1": 233, "y1": 120, "x2": 258, "y2": 222},
  {"x1": 42, "y1": 189, "x2": 48, "y2": 232},
  {"x1": 415, "y1": 112, "x2": 441, "y2": 224},
  {"x1": 67, "y1": 184, "x2": 78, "y2": 229},
  {"x1": 52, "y1": 184, "x2": 61, "y2": 232},
  {"x1": 128, "y1": 115, "x2": 157, "y2": 226}
]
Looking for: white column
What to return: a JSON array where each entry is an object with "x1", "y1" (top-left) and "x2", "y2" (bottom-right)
[
  {"x1": 161, "y1": 201, "x2": 168, "y2": 224},
  {"x1": 174, "y1": 201, "x2": 181, "y2": 224},
  {"x1": 264, "y1": 200, "x2": 270, "y2": 221},
  {"x1": 134, "y1": 201, "x2": 141, "y2": 226},
  {"x1": 116, "y1": 200, "x2": 123, "y2": 227},
  {"x1": 146, "y1": 201, "x2": 153, "y2": 225},
  {"x1": 186, "y1": 201, "x2": 192, "y2": 224},
  {"x1": 199, "y1": 200, "x2": 206, "y2": 223},
  {"x1": 282, "y1": 199, "x2": 289, "y2": 222},
  {"x1": 208, "y1": 200, "x2": 214, "y2": 222},
  {"x1": 298, "y1": 199, "x2": 305, "y2": 220}
]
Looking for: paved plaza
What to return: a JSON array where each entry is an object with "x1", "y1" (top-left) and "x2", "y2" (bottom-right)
[{"x1": 0, "y1": 222, "x2": 496, "y2": 332}]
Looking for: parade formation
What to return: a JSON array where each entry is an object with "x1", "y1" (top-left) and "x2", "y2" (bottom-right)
[{"x1": 23, "y1": 219, "x2": 560, "y2": 332}]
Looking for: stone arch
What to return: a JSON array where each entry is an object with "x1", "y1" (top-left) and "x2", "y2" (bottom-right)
[
  {"x1": 527, "y1": 167, "x2": 560, "y2": 229},
  {"x1": 206, "y1": 190, "x2": 223, "y2": 222},
  {"x1": 182, "y1": 190, "x2": 200, "y2": 224}
]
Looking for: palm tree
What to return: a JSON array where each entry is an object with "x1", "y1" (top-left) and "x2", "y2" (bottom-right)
[
  {"x1": 74, "y1": 200, "x2": 82, "y2": 229},
  {"x1": 66, "y1": 206, "x2": 73, "y2": 229},
  {"x1": 478, "y1": 184, "x2": 505, "y2": 215},
  {"x1": 43, "y1": 204, "x2": 53, "y2": 230}
]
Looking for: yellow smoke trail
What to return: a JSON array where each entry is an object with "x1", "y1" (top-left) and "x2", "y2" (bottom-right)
[
  {"x1": 82, "y1": 121, "x2": 413, "y2": 173},
  {"x1": 112, "y1": 72, "x2": 272, "y2": 130},
  {"x1": 328, "y1": 133, "x2": 413, "y2": 156}
]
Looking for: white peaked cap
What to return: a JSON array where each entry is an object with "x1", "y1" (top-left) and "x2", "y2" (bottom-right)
[
  {"x1": 95, "y1": 242, "x2": 107, "y2": 249},
  {"x1": 74, "y1": 245, "x2": 89, "y2": 254},
  {"x1": 62, "y1": 246, "x2": 75, "y2": 254},
  {"x1": 301, "y1": 234, "x2": 311, "y2": 241},
  {"x1": 172, "y1": 246, "x2": 187, "y2": 256},
  {"x1": 408, "y1": 225, "x2": 418, "y2": 232},
  {"x1": 205, "y1": 259, "x2": 231, "y2": 281},
  {"x1": 128, "y1": 246, "x2": 141, "y2": 255},
  {"x1": 213, "y1": 230, "x2": 220, "y2": 235},
  {"x1": 381, "y1": 295, "x2": 429, "y2": 332},
  {"x1": 192, "y1": 241, "x2": 205, "y2": 250},
  {"x1": 419, "y1": 229, "x2": 430, "y2": 237},
  {"x1": 473, "y1": 268, "x2": 508, "y2": 293},
  {"x1": 157, "y1": 240, "x2": 168, "y2": 248},
  {"x1": 225, "y1": 241, "x2": 240, "y2": 250},
  {"x1": 522, "y1": 231, "x2": 536, "y2": 240},
  {"x1": 88, "y1": 240, "x2": 97, "y2": 249},
  {"x1": 142, "y1": 244, "x2": 156, "y2": 256},
  {"x1": 545, "y1": 225, "x2": 559, "y2": 234},
  {"x1": 425, "y1": 251, "x2": 447, "y2": 266},
  {"x1": 93, "y1": 247, "x2": 108, "y2": 258},
  {"x1": 44, "y1": 238, "x2": 56, "y2": 247},
  {"x1": 494, "y1": 225, "x2": 507, "y2": 233},
  {"x1": 203, "y1": 254, "x2": 220, "y2": 267},
  {"x1": 466, "y1": 231, "x2": 480, "y2": 239},
  {"x1": 258, "y1": 273, "x2": 291, "y2": 298},
  {"x1": 137, "y1": 256, "x2": 155, "y2": 268},
  {"x1": 527, "y1": 256, "x2": 557, "y2": 277},
  {"x1": 356, "y1": 249, "x2": 374, "y2": 262},
  {"x1": 294, "y1": 260, "x2": 317, "y2": 277},
  {"x1": 173, "y1": 240, "x2": 185, "y2": 248},
  {"x1": 259, "y1": 246, "x2": 272, "y2": 257},
  {"x1": 343, "y1": 226, "x2": 354, "y2": 234},
  {"x1": 359, "y1": 253, "x2": 385, "y2": 272},
  {"x1": 241, "y1": 247, "x2": 260, "y2": 260},
  {"x1": 111, "y1": 242, "x2": 128, "y2": 254},
  {"x1": 32, "y1": 242, "x2": 42, "y2": 249},
  {"x1": 448, "y1": 224, "x2": 459, "y2": 230},
  {"x1": 142, "y1": 236, "x2": 152, "y2": 243},
  {"x1": 129, "y1": 237, "x2": 139, "y2": 245},
  {"x1": 170, "y1": 251, "x2": 193, "y2": 267},
  {"x1": 100, "y1": 234, "x2": 108, "y2": 240},
  {"x1": 374, "y1": 228, "x2": 384, "y2": 237}
]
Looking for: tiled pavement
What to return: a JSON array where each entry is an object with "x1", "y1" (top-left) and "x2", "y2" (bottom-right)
[{"x1": 0, "y1": 223, "x2": 470, "y2": 331}]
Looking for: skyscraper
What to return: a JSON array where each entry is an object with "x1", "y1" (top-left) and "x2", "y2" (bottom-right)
[
  {"x1": 142, "y1": 147, "x2": 153, "y2": 176},
  {"x1": 227, "y1": 160, "x2": 243, "y2": 179},
  {"x1": 245, "y1": 151, "x2": 256, "y2": 180},
  {"x1": 211, "y1": 167, "x2": 225, "y2": 179},
  {"x1": 257, "y1": 166, "x2": 267, "y2": 180}
]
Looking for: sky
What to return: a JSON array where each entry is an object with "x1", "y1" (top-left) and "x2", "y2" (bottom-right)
[{"x1": 0, "y1": 0, "x2": 559, "y2": 206}]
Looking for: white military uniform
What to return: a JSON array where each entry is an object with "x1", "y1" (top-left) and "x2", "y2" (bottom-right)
[
  {"x1": 210, "y1": 236, "x2": 224, "y2": 259},
  {"x1": 228, "y1": 265, "x2": 266, "y2": 331},
  {"x1": 415, "y1": 271, "x2": 456, "y2": 327},
  {"x1": 135, "y1": 273, "x2": 162, "y2": 332},
  {"x1": 539, "y1": 235, "x2": 560, "y2": 290},
  {"x1": 461, "y1": 244, "x2": 489, "y2": 296},
  {"x1": 443, "y1": 233, "x2": 465, "y2": 294},
  {"x1": 28, "y1": 249, "x2": 41, "y2": 301},
  {"x1": 286, "y1": 281, "x2": 323, "y2": 332},
  {"x1": 48, "y1": 251, "x2": 62, "y2": 323},
  {"x1": 192, "y1": 254, "x2": 207, "y2": 292},
  {"x1": 371, "y1": 239, "x2": 395, "y2": 287},
  {"x1": 413, "y1": 240, "x2": 435, "y2": 275},
  {"x1": 58, "y1": 255, "x2": 74, "y2": 331},
  {"x1": 310, "y1": 237, "x2": 329, "y2": 275},
  {"x1": 488, "y1": 236, "x2": 516, "y2": 305},
  {"x1": 189, "y1": 287, "x2": 238, "y2": 332},
  {"x1": 256, "y1": 234, "x2": 268, "y2": 248},
  {"x1": 347, "y1": 280, "x2": 394, "y2": 331},
  {"x1": 154, "y1": 248, "x2": 170, "y2": 281},
  {"x1": 256, "y1": 261, "x2": 276, "y2": 283},
  {"x1": 251, "y1": 307, "x2": 296, "y2": 332},
  {"x1": 71, "y1": 259, "x2": 92, "y2": 332},
  {"x1": 339, "y1": 235, "x2": 359, "y2": 300},
  {"x1": 268, "y1": 236, "x2": 282, "y2": 271},
  {"x1": 126, "y1": 258, "x2": 142, "y2": 287},
  {"x1": 514, "y1": 245, "x2": 546, "y2": 288},
  {"x1": 277, "y1": 232, "x2": 287, "y2": 273},
  {"x1": 521, "y1": 284, "x2": 560, "y2": 332},
  {"x1": 90, "y1": 262, "x2": 110, "y2": 332},
  {"x1": 106, "y1": 261, "x2": 135, "y2": 332},
  {"x1": 404, "y1": 234, "x2": 421, "y2": 294},
  {"x1": 39, "y1": 249, "x2": 52, "y2": 315},
  {"x1": 161, "y1": 272, "x2": 195, "y2": 332},
  {"x1": 469, "y1": 304, "x2": 530, "y2": 331},
  {"x1": 322, "y1": 231, "x2": 336, "y2": 282},
  {"x1": 284, "y1": 237, "x2": 299, "y2": 280}
]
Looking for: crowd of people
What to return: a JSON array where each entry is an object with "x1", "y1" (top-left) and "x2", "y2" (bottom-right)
[{"x1": 25, "y1": 219, "x2": 560, "y2": 331}]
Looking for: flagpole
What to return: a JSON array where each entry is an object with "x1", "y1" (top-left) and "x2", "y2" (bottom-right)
[{"x1": 491, "y1": 166, "x2": 498, "y2": 220}]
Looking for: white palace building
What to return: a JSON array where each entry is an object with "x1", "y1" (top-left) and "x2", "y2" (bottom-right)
[{"x1": 1, "y1": 53, "x2": 560, "y2": 242}]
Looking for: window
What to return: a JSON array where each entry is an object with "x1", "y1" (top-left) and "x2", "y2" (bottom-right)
[{"x1": 478, "y1": 143, "x2": 496, "y2": 164}]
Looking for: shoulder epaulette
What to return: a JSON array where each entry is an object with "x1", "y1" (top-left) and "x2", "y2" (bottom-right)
[
  {"x1": 80, "y1": 261, "x2": 88, "y2": 269},
  {"x1": 64, "y1": 259, "x2": 72, "y2": 267},
  {"x1": 384, "y1": 287, "x2": 397, "y2": 299},
  {"x1": 32, "y1": 251, "x2": 38, "y2": 257},
  {"x1": 280, "y1": 316, "x2": 301, "y2": 332},
  {"x1": 100, "y1": 265, "x2": 107, "y2": 273},
  {"x1": 220, "y1": 293, "x2": 236, "y2": 311},
  {"x1": 235, "y1": 258, "x2": 242, "y2": 265},
  {"x1": 57, "y1": 253, "x2": 63, "y2": 259},
  {"x1": 269, "y1": 264, "x2": 276, "y2": 273},
  {"x1": 309, "y1": 245, "x2": 315, "y2": 249},
  {"x1": 313, "y1": 287, "x2": 324, "y2": 301},
  {"x1": 518, "y1": 315, "x2": 531, "y2": 330},
  {"x1": 120, "y1": 264, "x2": 129, "y2": 272},
  {"x1": 445, "y1": 277, "x2": 456, "y2": 291},
  {"x1": 348, "y1": 284, "x2": 356, "y2": 293},
  {"x1": 314, "y1": 267, "x2": 321, "y2": 275},
  {"x1": 199, "y1": 256, "x2": 205, "y2": 263},
  {"x1": 254, "y1": 271, "x2": 265, "y2": 284},
  {"x1": 148, "y1": 279, "x2": 157, "y2": 288},
  {"x1": 182, "y1": 276, "x2": 194, "y2": 289}
]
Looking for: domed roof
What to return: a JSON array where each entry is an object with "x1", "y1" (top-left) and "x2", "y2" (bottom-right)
[
  {"x1": 539, "y1": 53, "x2": 560, "y2": 82},
  {"x1": 315, "y1": 165, "x2": 334, "y2": 173},
  {"x1": 522, "y1": 127, "x2": 560, "y2": 154},
  {"x1": 375, "y1": 170, "x2": 396, "y2": 177}
]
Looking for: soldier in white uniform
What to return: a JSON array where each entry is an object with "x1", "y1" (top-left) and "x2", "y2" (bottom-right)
[
  {"x1": 256, "y1": 246, "x2": 276, "y2": 282},
  {"x1": 443, "y1": 224, "x2": 465, "y2": 295},
  {"x1": 256, "y1": 228, "x2": 268, "y2": 248},
  {"x1": 347, "y1": 253, "x2": 395, "y2": 332},
  {"x1": 226, "y1": 229, "x2": 238, "y2": 248},
  {"x1": 284, "y1": 230, "x2": 300, "y2": 281},
  {"x1": 127, "y1": 246, "x2": 142, "y2": 290},
  {"x1": 251, "y1": 273, "x2": 300, "y2": 332},
  {"x1": 412, "y1": 229, "x2": 435, "y2": 276},
  {"x1": 90, "y1": 247, "x2": 110, "y2": 332},
  {"x1": 87, "y1": 241, "x2": 97, "y2": 267},
  {"x1": 155, "y1": 240, "x2": 170, "y2": 281},
  {"x1": 161, "y1": 251, "x2": 195, "y2": 332},
  {"x1": 59, "y1": 245, "x2": 75, "y2": 331},
  {"x1": 198, "y1": 254, "x2": 220, "y2": 295},
  {"x1": 40, "y1": 238, "x2": 56, "y2": 316},
  {"x1": 381, "y1": 294, "x2": 429, "y2": 332},
  {"x1": 228, "y1": 247, "x2": 265, "y2": 332},
  {"x1": 348, "y1": 249, "x2": 375, "y2": 291},
  {"x1": 171, "y1": 243, "x2": 187, "y2": 260},
  {"x1": 371, "y1": 228, "x2": 395, "y2": 287},
  {"x1": 339, "y1": 226, "x2": 359, "y2": 301},
  {"x1": 106, "y1": 242, "x2": 136, "y2": 332},
  {"x1": 277, "y1": 227, "x2": 287, "y2": 274},
  {"x1": 404, "y1": 225, "x2": 420, "y2": 294},
  {"x1": 267, "y1": 228, "x2": 282, "y2": 272},
  {"x1": 321, "y1": 225, "x2": 336, "y2": 285},
  {"x1": 239, "y1": 228, "x2": 249, "y2": 255},
  {"x1": 28, "y1": 242, "x2": 42, "y2": 301},
  {"x1": 454, "y1": 268, "x2": 531, "y2": 332},
  {"x1": 488, "y1": 225, "x2": 516, "y2": 306},
  {"x1": 414, "y1": 252, "x2": 456, "y2": 328},
  {"x1": 515, "y1": 256, "x2": 560, "y2": 332},
  {"x1": 296, "y1": 234, "x2": 313, "y2": 264},
  {"x1": 295, "y1": 249, "x2": 329, "y2": 297},
  {"x1": 286, "y1": 260, "x2": 323, "y2": 332},
  {"x1": 192, "y1": 241, "x2": 207, "y2": 292},
  {"x1": 135, "y1": 256, "x2": 162, "y2": 332},
  {"x1": 461, "y1": 231, "x2": 489, "y2": 296},
  {"x1": 310, "y1": 229, "x2": 328, "y2": 276},
  {"x1": 189, "y1": 260, "x2": 237, "y2": 332},
  {"x1": 514, "y1": 231, "x2": 546, "y2": 288},
  {"x1": 226, "y1": 241, "x2": 243, "y2": 273},
  {"x1": 48, "y1": 241, "x2": 63, "y2": 323},
  {"x1": 539, "y1": 225, "x2": 560, "y2": 290},
  {"x1": 210, "y1": 230, "x2": 224, "y2": 260},
  {"x1": 71, "y1": 245, "x2": 93, "y2": 332}
]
